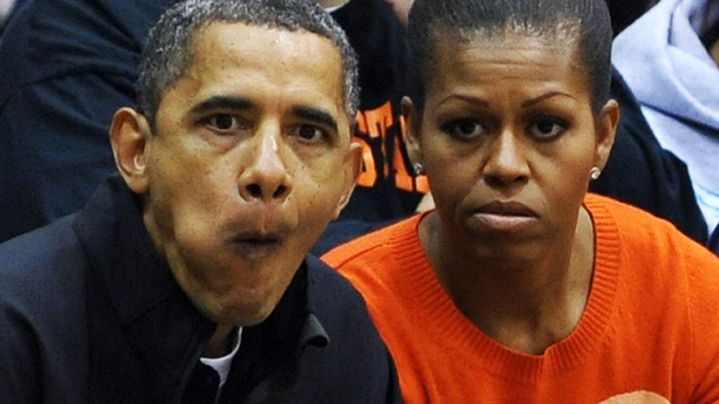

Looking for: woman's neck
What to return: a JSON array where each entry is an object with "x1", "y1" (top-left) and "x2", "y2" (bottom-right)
[{"x1": 421, "y1": 207, "x2": 595, "y2": 354}]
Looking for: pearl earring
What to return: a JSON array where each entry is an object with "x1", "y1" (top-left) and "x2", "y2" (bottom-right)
[
  {"x1": 590, "y1": 166, "x2": 601, "y2": 180},
  {"x1": 413, "y1": 162, "x2": 425, "y2": 176}
]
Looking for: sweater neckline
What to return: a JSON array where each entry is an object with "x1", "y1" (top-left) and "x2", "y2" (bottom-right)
[{"x1": 388, "y1": 195, "x2": 621, "y2": 381}]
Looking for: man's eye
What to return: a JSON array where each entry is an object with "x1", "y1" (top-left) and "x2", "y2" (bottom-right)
[
  {"x1": 528, "y1": 117, "x2": 566, "y2": 140},
  {"x1": 206, "y1": 114, "x2": 238, "y2": 131},
  {"x1": 296, "y1": 125, "x2": 327, "y2": 143},
  {"x1": 442, "y1": 119, "x2": 486, "y2": 140}
]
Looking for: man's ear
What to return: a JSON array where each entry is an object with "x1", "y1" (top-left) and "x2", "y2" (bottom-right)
[
  {"x1": 109, "y1": 107, "x2": 152, "y2": 194},
  {"x1": 333, "y1": 141, "x2": 363, "y2": 219},
  {"x1": 401, "y1": 96, "x2": 423, "y2": 166},
  {"x1": 594, "y1": 99, "x2": 619, "y2": 171}
]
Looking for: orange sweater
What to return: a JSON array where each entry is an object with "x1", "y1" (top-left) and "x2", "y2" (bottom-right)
[{"x1": 323, "y1": 194, "x2": 719, "y2": 403}]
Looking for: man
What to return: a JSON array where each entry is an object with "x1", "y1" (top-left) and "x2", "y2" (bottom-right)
[
  {"x1": 0, "y1": 1, "x2": 399, "y2": 402},
  {"x1": 0, "y1": 0, "x2": 427, "y2": 254}
]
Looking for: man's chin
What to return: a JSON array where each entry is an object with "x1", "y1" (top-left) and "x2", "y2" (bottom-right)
[{"x1": 202, "y1": 294, "x2": 281, "y2": 327}]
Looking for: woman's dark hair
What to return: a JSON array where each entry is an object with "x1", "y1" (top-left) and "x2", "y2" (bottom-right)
[{"x1": 406, "y1": 0, "x2": 613, "y2": 114}]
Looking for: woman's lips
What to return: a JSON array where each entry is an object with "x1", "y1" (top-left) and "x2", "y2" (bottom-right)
[{"x1": 469, "y1": 201, "x2": 539, "y2": 233}]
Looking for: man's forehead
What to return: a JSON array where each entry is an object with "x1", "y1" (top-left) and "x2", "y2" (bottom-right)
[
  {"x1": 192, "y1": 21, "x2": 339, "y2": 57},
  {"x1": 188, "y1": 22, "x2": 343, "y2": 83},
  {"x1": 155, "y1": 20, "x2": 349, "y2": 126},
  {"x1": 185, "y1": 23, "x2": 344, "y2": 96}
]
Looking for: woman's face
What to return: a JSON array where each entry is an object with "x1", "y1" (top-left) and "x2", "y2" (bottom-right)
[{"x1": 407, "y1": 32, "x2": 617, "y2": 260}]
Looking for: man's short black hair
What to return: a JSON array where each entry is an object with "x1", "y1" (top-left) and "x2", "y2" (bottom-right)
[
  {"x1": 406, "y1": 0, "x2": 613, "y2": 114},
  {"x1": 137, "y1": 0, "x2": 359, "y2": 128}
]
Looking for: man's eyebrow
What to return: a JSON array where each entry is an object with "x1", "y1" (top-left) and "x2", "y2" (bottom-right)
[
  {"x1": 292, "y1": 106, "x2": 338, "y2": 131},
  {"x1": 521, "y1": 91, "x2": 575, "y2": 108},
  {"x1": 189, "y1": 96, "x2": 254, "y2": 114}
]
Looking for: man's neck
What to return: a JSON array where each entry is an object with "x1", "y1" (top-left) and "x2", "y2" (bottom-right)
[{"x1": 205, "y1": 324, "x2": 236, "y2": 358}]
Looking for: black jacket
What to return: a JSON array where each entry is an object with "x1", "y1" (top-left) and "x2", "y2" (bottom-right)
[{"x1": 0, "y1": 176, "x2": 400, "y2": 403}]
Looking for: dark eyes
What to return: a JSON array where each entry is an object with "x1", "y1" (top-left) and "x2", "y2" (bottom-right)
[
  {"x1": 528, "y1": 117, "x2": 566, "y2": 140},
  {"x1": 441, "y1": 116, "x2": 567, "y2": 141},
  {"x1": 442, "y1": 119, "x2": 486, "y2": 140},
  {"x1": 203, "y1": 114, "x2": 245, "y2": 132},
  {"x1": 200, "y1": 114, "x2": 329, "y2": 144},
  {"x1": 296, "y1": 124, "x2": 328, "y2": 144}
]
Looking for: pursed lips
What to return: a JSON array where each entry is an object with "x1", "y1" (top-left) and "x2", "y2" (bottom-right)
[
  {"x1": 475, "y1": 201, "x2": 538, "y2": 217},
  {"x1": 222, "y1": 203, "x2": 297, "y2": 259},
  {"x1": 229, "y1": 231, "x2": 284, "y2": 259},
  {"x1": 470, "y1": 200, "x2": 539, "y2": 232}
]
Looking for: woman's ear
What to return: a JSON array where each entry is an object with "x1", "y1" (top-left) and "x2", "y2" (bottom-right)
[
  {"x1": 401, "y1": 96, "x2": 423, "y2": 166},
  {"x1": 594, "y1": 99, "x2": 620, "y2": 171},
  {"x1": 109, "y1": 107, "x2": 152, "y2": 194}
]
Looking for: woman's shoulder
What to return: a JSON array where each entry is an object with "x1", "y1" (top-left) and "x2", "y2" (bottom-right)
[
  {"x1": 586, "y1": 193, "x2": 710, "y2": 253},
  {"x1": 322, "y1": 213, "x2": 425, "y2": 268}
]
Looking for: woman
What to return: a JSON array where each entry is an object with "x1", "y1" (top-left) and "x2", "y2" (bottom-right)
[{"x1": 323, "y1": 0, "x2": 719, "y2": 402}]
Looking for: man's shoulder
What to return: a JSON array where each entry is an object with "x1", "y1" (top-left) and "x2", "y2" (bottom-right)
[
  {"x1": 0, "y1": 214, "x2": 89, "y2": 315},
  {"x1": 305, "y1": 254, "x2": 367, "y2": 312},
  {"x1": 291, "y1": 255, "x2": 401, "y2": 403},
  {"x1": 305, "y1": 253, "x2": 390, "y2": 343}
]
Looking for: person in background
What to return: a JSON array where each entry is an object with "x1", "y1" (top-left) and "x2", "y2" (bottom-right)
[
  {"x1": 710, "y1": 225, "x2": 719, "y2": 254},
  {"x1": 0, "y1": 0, "x2": 400, "y2": 402},
  {"x1": 0, "y1": 0, "x2": 171, "y2": 241},
  {"x1": 0, "y1": 0, "x2": 17, "y2": 34},
  {"x1": 311, "y1": 0, "x2": 426, "y2": 254},
  {"x1": 613, "y1": 0, "x2": 719, "y2": 249},
  {"x1": 324, "y1": 0, "x2": 719, "y2": 401},
  {"x1": 605, "y1": 0, "x2": 658, "y2": 35}
]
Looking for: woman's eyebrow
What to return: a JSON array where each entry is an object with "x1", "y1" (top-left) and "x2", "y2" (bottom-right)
[{"x1": 521, "y1": 91, "x2": 575, "y2": 108}]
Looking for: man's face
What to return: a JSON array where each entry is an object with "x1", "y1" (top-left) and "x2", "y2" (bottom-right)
[{"x1": 140, "y1": 22, "x2": 357, "y2": 326}]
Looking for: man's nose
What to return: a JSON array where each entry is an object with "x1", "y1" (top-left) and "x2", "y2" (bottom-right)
[{"x1": 237, "y1": 127, "x2": 292, "y2": 204}]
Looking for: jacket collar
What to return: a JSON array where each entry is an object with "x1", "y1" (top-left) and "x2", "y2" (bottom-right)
[{"x1": 73, "y1": 176, "x2": 328, "y2": 401}]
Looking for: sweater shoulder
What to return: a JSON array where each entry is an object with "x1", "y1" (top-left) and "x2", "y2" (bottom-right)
[
  {"x1": 322, "y1": 214, "x2": 422, "y2": 268},
  {"x1": 586, "y1": 193, "x2": 710, "y2": 257},
  {"x1": 605, "y1": 202, "x2": 719, "y2": 399}
]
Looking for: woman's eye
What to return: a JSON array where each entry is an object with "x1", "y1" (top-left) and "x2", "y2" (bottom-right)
[
  {"x1": 528, "y1": 117, "x2": 566, "y2": 140},
  {"x1": 296, "y1": 125, "x2": 327, "y2": 143},
  {"x1": 206, "y1": 114, "x2": 238, "y2": 131},
  {"x1": 443, "y1": 119, "x2": 486, "y2": 140}
]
